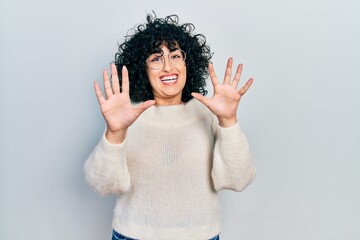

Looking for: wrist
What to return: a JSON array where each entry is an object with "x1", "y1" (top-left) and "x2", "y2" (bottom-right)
[
  {"x1": 218, "y1": 117, "x2": 237, "y2": 128},
  {"x1": 105, "y1": 128, "x2": 127, "y2": 144}
]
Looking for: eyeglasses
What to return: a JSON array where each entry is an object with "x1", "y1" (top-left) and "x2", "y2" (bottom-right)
[{"x1": 146, "y1": 49, "x2": 186, "y2": 70}]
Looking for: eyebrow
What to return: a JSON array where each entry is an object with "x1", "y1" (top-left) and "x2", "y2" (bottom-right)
[{"x1": 150, "y1": 47, "x2": 180, "y2": 55}]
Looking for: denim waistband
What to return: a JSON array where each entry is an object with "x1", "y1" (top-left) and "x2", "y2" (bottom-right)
[{"x1": 112, "y1": 229, "x2": 220, "y2": 240}]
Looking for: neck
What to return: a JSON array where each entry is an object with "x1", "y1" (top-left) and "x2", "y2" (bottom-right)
[{"x1": 154, "y1": 96, "x2": 183, "y2": 106}]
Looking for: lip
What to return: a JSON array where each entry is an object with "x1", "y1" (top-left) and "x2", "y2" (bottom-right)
[{"x1": 160, "y1": 74, "x2": 178, "y2": 86}]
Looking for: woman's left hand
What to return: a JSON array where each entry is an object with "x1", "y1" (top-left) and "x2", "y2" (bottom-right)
[{"x1": 191, "y1": 58, "x2": 253, "y2": 127}]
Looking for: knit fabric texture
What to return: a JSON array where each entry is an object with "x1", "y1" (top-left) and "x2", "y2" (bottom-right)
[{"x1": 85, "y1": 99, "x2": 256, "y2": 240}]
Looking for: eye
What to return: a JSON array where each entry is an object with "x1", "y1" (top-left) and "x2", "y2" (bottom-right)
[
  {"x1": 149, "y1": 54, "x2": 163, "y2": 63},
  {"x1": 170, "y1": 51, "x2": 183, "y2": 60},
  {"x1": 171, "y1": 54, "x2": 181, "y2": 59}
]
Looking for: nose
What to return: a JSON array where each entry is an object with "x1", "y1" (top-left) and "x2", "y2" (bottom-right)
[{"x1": 162, "y1": 56, "x2": 173, "y2": 72}]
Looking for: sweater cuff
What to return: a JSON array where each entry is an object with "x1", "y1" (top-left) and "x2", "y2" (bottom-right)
[
  {"x1": 216, "y1": 122, "x2": 244, "y2": 142},
  {"x1": 100, "y1": 132, "x2": 127, "y2": 154}
]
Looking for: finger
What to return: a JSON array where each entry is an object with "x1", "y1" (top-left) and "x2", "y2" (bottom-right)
[
  {"x1": 103, "y1": 69, "x2": 113, "y2": 98},
  {"x1": 136, "y1": 100, "x2": 156, "y2": 114},
  {"x1": 191, "y1": 92, "x2": 209, "y2": 106},
  {"x1": 94, "y1": 80, "x2": 105, "y2": 105},
  {"x1": 208, "y1": 62, "x2": 219, "y2": 86},
  {"x1": 231, "y1": 64, "x2": 243, "y2": 88},
  {"x1": 238, "y1": 78, "x2": 254, "y2": 96},
  {"x1": 121, "y1": 66, "x2": 130, "y2": 94},
  {"x1": 111, "y1": 63, "x2": 120, "y2": 94},
  {"x1": 223, "y1": 57, "x2": 233, "y2": 85}
]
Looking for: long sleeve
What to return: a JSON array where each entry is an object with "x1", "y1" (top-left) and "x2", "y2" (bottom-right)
[
  {"x1": 211, "y1": 122, "x2": 256, "y2": 192},
  {"x1": 84, "y1": 133, "x2": 131, "y2": 195}
]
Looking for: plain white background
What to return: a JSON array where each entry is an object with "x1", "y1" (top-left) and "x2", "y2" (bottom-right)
[{"x1": 1, "y1": 0, "x2": 359, "y2": 239}]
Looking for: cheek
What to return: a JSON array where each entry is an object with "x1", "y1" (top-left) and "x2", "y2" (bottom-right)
[
  {"x1": 145, "y1": 68, "x2": 151, "y2": 80},
  {"x1": 181, "y1": 68, "x2": 187, "y2": 82},
  {"x1": 145, "y1": 70, "x2": 157, "y2": 85}
]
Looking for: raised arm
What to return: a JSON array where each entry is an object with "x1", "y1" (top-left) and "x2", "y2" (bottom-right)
[
  {"x1": 193, "y1": 58, "x2": 255, "y2": 191},
  {"x1": 85, "y1": 64, "x2": 154, "y2": 195}
]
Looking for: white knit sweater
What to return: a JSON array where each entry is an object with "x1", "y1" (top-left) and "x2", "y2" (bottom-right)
[{"x1": 85, "y1": 99, "x2": 255, "y2": 240}]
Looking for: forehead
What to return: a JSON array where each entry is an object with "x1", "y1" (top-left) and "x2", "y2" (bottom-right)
[{"x1": 150, "y1": 41, "x2": 180, "y2": 54}]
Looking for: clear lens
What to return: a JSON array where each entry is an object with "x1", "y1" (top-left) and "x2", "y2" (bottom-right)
[{"x1": 147, "y1": 50, "x2": 186, "y2": 70}]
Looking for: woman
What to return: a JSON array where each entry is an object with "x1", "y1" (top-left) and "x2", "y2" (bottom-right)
[{"x1": 85, "y1": 14, "x2": 255, "y2": 240}]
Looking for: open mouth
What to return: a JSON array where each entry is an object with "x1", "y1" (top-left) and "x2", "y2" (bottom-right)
[{"x1": 160, "y1": 75, "x2": 178, "y2": 86}]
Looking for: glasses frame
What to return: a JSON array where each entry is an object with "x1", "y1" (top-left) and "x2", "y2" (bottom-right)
[{"x1": 146, "y1": 49, "x2": 186, "y2": 70}]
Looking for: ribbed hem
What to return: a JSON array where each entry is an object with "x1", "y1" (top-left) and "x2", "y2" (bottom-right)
[{"x1": 113, "y1": 219, "x2": 221, "y2": 240}]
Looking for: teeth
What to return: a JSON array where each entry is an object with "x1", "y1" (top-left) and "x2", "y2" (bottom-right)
[
  {"x1": 160, "y1": 75, "x2": 177, "y2": 81},
  {"x1": 162, "y1": 78, "x2": 176, "y2": 82}
]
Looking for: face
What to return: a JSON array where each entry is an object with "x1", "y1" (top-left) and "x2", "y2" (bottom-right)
[{"x1": 146, "y1": 45, "x2": 187, "y2": 106}]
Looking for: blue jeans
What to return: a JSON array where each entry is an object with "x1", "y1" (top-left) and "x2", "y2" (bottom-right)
[{"x1": 112, "y1": 229, "x2": 220, "y2": 240}]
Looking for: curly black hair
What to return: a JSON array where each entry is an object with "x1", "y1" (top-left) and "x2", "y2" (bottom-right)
[{"x1": 114, "y1": 13, "x2": 212, "y2": 103}]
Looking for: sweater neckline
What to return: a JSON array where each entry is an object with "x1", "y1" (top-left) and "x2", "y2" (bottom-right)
[{"x1": 138, "y1": 99, "x2": 211, "y2": 127}]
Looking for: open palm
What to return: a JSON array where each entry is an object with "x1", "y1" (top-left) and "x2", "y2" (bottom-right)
[
  {"x1": 94, "y1": 64, "x2": 155, "y2": 142},
  {"x1": 192, "y1": 58, "x2": 253, "y2": 127}
]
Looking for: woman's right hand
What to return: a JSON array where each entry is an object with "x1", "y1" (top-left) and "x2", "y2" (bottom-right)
[{"x1": 94, "y1": 63, "x2": 155, "y2": 144}]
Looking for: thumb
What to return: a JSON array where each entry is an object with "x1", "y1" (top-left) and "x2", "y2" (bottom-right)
[
  {"x1": 136, "y1": 100, "x2": 156, "y2": 114},
  {"x1": 191, "y1": 92, "x2": 209, "y2": 105}
]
